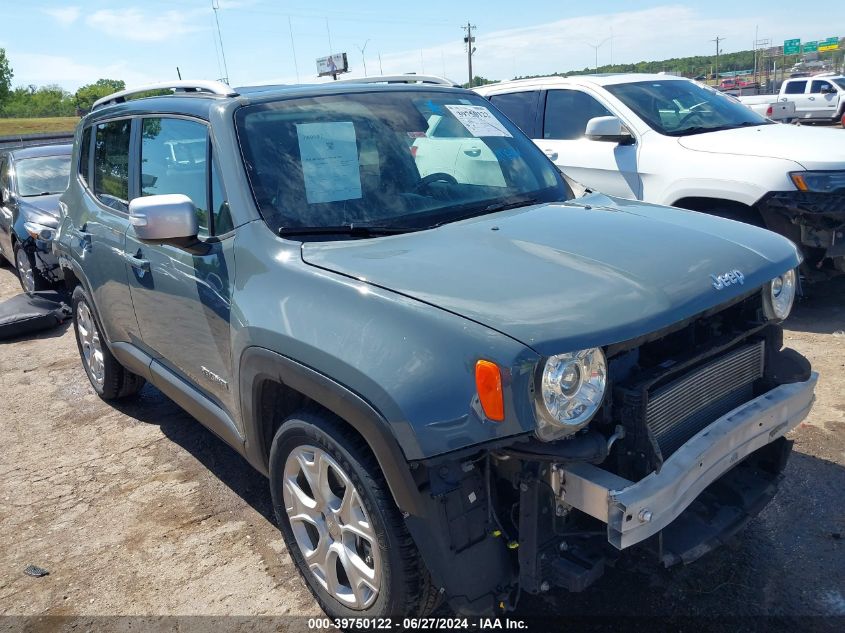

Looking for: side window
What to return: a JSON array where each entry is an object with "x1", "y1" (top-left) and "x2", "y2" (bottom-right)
[
  {"x1": 489, "y1": 91, "x2": 540, "y2": 137},
  {"x1": 0, "y1": 156, "x2": 10, "y2": 195},
  {"x1": 78, "y1": 127, "x2": 91, "y2": 185},
  {"x1": 93, "y1": 119, "x2": 131, "y2": 211},
  {"x1": 210, "y1": 154, "x2": 233, "y2": 234},
  {"x1": 810, "y1": 80, "x2": 832, "y2": 94},
  {"x1": 140, "y1": 117, "x2": 210, "y2": 235},
  {"x1": 543, "y1": 90, "x2": 613, "y2": 140},
  {"x1": 784, "y1": 81, "x2": 807, "y2": 95}
]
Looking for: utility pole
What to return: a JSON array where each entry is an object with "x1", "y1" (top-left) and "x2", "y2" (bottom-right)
[
  {"x1": 711, "y1": 36, "x2": 724, "y2": 84},
  {"x1": 462, "y1": 23, "x2": 476, "y2": 87},
  {"x1": 288, "y1": 16, "x2": 300, "y2": 83}
]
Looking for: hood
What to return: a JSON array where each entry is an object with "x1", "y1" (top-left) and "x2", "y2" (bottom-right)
[
  {"x1": 18, "y1": 194, "x2": 62, "y2": 226},
  {"x1": 677, "y1": 124, "x2": 845, "y2": 170},
  {"x1": 301, "y1": 196, "x2": 800, "y2": 355}
]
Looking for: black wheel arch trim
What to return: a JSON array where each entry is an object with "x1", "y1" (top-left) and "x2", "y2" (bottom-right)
[{"x1": 238, "y1": 346, "x2": 425, "y2": 516}]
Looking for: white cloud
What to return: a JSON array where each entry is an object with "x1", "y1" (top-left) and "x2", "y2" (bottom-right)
[
  {"x1": 85, "y1": 8, "x2": 205, "y2": 42},
  {"x1": 358, "y1": 5, "x2": 839, "y2": 83},
  {"x1": 42, "y1": 6, "x2": 81, "y2": 27},
  {"x1": 9, "y1": 52, "x2": 157, "y2": 92}
]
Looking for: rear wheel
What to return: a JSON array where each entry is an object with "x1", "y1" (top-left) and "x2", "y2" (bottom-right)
[
  {"x1": 269, "y1": 410, "x2": 438, "y2": 618},
  {"x1": 72, "y1": 286, "x2": 145, "y2": 400}
]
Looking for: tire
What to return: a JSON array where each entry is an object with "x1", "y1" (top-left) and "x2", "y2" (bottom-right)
[
  {"x1": 14, "y1": 243, "x2": 50, "y2": 294},
  {"x1": 269, "y1": 409, "x2": 439, "y2": 619},
  {"x1": 71, "y1": 285, "x2": 145, "y2": 400}
]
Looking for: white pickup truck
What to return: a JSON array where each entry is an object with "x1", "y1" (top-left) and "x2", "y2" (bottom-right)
[
  {"x1": 475, "y1": 74, "x2": 845, "y2": 277},
  {"x1": 738, "y1": 75, "x2": 845, "y2": 122}
]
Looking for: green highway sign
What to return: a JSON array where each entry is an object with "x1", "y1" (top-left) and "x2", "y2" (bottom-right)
[
  {"x1": 784, "y1": 38, "x2": 801, "y2": 55},
  {"x1": 803, "y1": 41, "x2": 818, "y2": 53},
  {"x1": 818, "y1": 37, "x2": 839, "y2": 52}
]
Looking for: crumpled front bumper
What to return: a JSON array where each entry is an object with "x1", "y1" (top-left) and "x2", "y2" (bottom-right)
[{"x1": 556, "y1": 372, "x2": 818, "y2": 550}]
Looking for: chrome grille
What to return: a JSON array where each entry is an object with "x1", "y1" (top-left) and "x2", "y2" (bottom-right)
[{"x1": 646, "y1": 341, "x2": 765, "y2": 457}]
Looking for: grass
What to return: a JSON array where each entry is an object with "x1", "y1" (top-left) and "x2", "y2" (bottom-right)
[{"x1": 0, "y1": 117, "x2": 79, "y2": 136}]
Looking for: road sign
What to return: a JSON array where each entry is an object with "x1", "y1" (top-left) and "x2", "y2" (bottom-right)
[
  {"x1": 803, "y1": 41, "x2": 818, "y2": 53},
  {"x1": 783, "y1": 38, "x2": 801, "y2": 55},
  {"x1": 818, "y1": 37, "x2": 839, "y2": 52}
]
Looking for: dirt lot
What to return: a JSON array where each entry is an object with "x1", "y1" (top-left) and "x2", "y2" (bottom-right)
[{"x1": 0, "y1": 262, "x2": 842, "y2": 628}]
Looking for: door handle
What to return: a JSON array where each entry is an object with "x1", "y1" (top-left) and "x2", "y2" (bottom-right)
[
  {"x1": 463, "y1": 148, "x2": 482, "y2": 157},
  {"x1": 543, "y1": 148, "x2": 559, "y2": 160},
  {"x1": 808, "y1": 97, "x2": 815, "y2": 101},
  {"x1": 124, "y1": 251, "x2": 150, "y2": 272}
]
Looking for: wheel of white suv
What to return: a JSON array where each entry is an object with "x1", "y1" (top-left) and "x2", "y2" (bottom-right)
[
  {"x1": 14, "y1": 244, "x2": 49, "y2": 294},
  {"x1": 71, "y1": 286, "x2": 145, "y2": 400},
  {"x1": 269, "y1": 409, "x2": 439, "y2": 619}
]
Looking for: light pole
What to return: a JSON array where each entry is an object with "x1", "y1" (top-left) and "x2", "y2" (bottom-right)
[
  {"x1": 356, "y1": 39, "x2": 371, "y2": 77},
  {"x1": 585, "y1": 37, "x2": 611, "y2": 73}
]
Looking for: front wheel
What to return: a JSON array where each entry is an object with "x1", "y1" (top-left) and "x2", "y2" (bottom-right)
[
  {"x1": 14, "y1": 244, "x2": 49, "y2": 294},
  {"x1": 269, "y1": 410, "x2": 438, "y2": 618}
]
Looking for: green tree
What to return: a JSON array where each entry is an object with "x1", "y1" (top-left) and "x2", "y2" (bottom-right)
[
  {"x1": 74, "y1": 78, "x2": 125, "y2": 113},
  {"x1": 0, "y1": 48, "x2": 13, "y2": 106}
]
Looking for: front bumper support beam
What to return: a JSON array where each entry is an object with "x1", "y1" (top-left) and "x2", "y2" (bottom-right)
[{"x1": 556, "y1": 373, "x2": 818, "y2": 550}]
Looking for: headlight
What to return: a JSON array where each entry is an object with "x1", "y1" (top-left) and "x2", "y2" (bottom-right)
[
  {"x1": 23, "y1": 222, "x2": 55, "y2": 241},
  {"x1": 762, "y1": 269, "x2": 797, "y2": 321},
  {"x1": 535, "y1": 347, "x2": 607, "y2": 441},
  {"x1": 790, "y1": 171, "x2": 845, "y2": 193}
]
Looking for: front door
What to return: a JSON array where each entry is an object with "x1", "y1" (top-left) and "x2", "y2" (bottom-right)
[
  {"x1": 124, "y1": 116, "x2": 237, "y2": 415},
  {"x1": 536, "y1": 89, "x2": 641, "y2": 199},
  {"x1": 809, "y1": 80, "x2": 840, "y2": 119}
]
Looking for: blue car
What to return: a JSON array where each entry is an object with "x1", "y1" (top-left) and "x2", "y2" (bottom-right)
[{"x1": 0, "y1": 144, "x2": 71, "y2": 293}]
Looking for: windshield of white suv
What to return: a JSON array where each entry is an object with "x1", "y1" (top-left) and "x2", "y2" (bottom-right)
[
  {"x1": 15, "y1": 155, "x2": 71, "y2": 196},
  {"x1": 833, "y1": 78, "x2": 845, "y2": 90},
  {"x1": 605, "y1": 80, "x2": 772, "y2": 136},
  {"x1": 235, "y1": 90, "x2": 569, "y2": 237}
]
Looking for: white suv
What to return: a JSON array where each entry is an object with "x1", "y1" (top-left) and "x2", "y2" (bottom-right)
[{"x1": 476, "y1": 74, "x2": 845, "y2": 277}]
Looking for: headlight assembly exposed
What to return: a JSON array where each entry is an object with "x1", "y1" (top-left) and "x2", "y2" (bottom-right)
[
  {"x1": 535, "y1": 348, "x2": 607, "y2": 442},
  {"x1": 790, "y1": 171, "x2": 845, "y2": 193},
  {"x1": 23, "y1": 222, "x2": 55, "y2": 241},
  {"x1": 762, "y1": 269, "x2": 796, "y2": 321}
]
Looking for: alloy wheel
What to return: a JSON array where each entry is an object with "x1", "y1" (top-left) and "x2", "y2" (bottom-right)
[
  {"x1": 283, "y1": 445, "x2": 381, "y2": 610},
  {"x1": 76, "y1": 302, "x2": 105, "y2": 389},
  {"x1": 15, "y1": 249, "x2": 35, "y2": 294}
]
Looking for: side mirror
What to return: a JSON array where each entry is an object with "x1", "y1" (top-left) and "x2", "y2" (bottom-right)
[
  {"x1": 820, "y1": 85, "x2": 836, "y2": 94},
  {"x1": 1, "y1": 188, "x2": 9, "y2": 205},
  {"x1": 585, "y1": 116, "x2": 634, "y2": 144},
  {"x1": 129, "y1": 194, "x2": 198, "y2": 242}
]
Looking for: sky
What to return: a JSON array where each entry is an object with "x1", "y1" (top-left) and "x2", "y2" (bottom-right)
[{"x1": 1, "y1": 0, "x2": 843, "y2": 92}]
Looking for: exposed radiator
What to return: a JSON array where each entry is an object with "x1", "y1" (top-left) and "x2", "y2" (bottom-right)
[{"x1": 645, "y1": 341, "x2": 765, "y2": 458}]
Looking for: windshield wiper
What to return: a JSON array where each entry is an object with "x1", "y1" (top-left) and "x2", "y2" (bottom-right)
[
  {"x1": 278, "y1": 224, "x2": 419, "y2": 238},
  {"x1": 483, "y1": 197, "x2": 539, "y2": 213},
  {"x1": 668, "y1": 121, "x2": 770, "y2": 136}
]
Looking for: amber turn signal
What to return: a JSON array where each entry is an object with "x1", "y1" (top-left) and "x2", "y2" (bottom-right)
[{"x1": 475, "y1": 360, "x2": 504, "y2": 422}]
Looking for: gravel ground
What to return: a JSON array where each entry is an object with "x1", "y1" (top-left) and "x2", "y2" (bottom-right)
[{"x1": 0, "y1": 262, "x2": 842, "y2": 630}]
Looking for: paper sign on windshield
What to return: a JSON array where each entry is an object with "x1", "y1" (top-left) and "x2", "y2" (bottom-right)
[
  {"x1": 296, "y1": 121, "x2": 362, "y2": 204},
  {"x1": 444, "y1": 105, "x2": 512, "y2": 138}
]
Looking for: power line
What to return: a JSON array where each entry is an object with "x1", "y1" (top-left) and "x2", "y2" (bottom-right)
[{"x1": 288, "y1": 16, "x2": 300, "y2": 83}]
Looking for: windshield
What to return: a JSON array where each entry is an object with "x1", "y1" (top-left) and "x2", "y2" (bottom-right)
[
  {"x1": 605, "y1": 80, "x2": 771, "y2": 136},
  {"x1": 15, "y1": 155, "x2": 71, "y2": 196},
  {"x1": 235, "y1": 90, "x2": 569, "y2": 237},
  {"x1": 833, "y1": 78, "x2": 845, "y2": 91}
]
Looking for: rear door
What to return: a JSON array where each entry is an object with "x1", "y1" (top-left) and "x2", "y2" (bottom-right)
[
  {"x1": 69, "y1": 119, "x2": 141, "y2": 343},
  {"x1": 781, "y1": 80, "x2": 811, "y2": 117},
  {"x1": 537, "y1": 89, "x2": 641, "y2": 199},
  {"x1": 124, "y1": 116, "x2": 237, "y2": 415}
]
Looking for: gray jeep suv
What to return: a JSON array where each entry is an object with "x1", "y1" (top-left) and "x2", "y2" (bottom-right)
[{"x1": 55, "y1": 79, "x2": 817, "y2": 618}]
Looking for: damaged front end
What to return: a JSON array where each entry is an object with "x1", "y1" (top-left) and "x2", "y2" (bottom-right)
[
  {"x1": 758, "y1": 190, "x2": 845, "y2": 276},
  {"x1": 404, "y1": 291, "x2": 816, "y2": 615}
]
